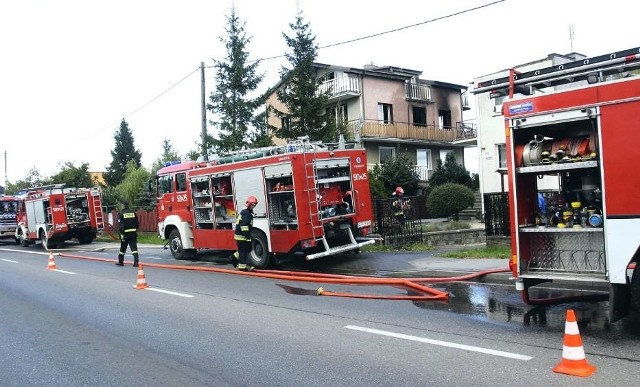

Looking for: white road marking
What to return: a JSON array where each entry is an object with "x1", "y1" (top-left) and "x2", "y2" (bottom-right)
[
  {"x1": 345, "y1": 325, "x2": 532, "y2": 361},
  {"x1": 51, "y1": 269, "x2": 76, "y2": 275},
  {"x1": 1, "y1": 259, "x2": 19, "y2": 263},
  {"x1": 146, "y1": 288, "x2": 194, "y2": 298},
  {"x1": 0, "y1": 248, "x2": 49, "y2": 255}
]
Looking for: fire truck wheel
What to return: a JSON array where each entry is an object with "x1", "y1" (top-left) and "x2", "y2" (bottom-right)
[
  {"x1": 248, "y1": 230, "x2": 270, "y2": 269},
  {"x1": 631, "y1": 263, "x2": 640, "y2": 315},
  {"x1": 40, "y1": 232, "x2": 55, "y2": 250},
  {"x1": 19, "y1": 231, "x2": 29, "y2": 247},
  {"x1": 168, "y1": 229, "x2": 195, "y2": 260},
  {"x1": 78, "y1": 234, "x2": 93, "y2": 244}
]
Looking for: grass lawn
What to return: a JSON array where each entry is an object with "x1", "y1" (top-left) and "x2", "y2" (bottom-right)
[{"x1": 97, "y1": 232, "x2": 165, "y2": 245}]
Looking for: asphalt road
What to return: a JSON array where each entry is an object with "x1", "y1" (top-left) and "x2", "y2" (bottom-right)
[{"x1": 1, "y1": 243, "x2": 639, "y2": 386}]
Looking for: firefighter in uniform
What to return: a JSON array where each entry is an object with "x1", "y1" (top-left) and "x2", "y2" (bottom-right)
[
  {"x1": 234, "y1": 196, "x2": 258, "y2": 271},
  {"x1": 392, "y1": 186, "x2": 409, "y2": 227},
  {"x1": 116, "y1": 200, "x2": 139, "y2": 267}
]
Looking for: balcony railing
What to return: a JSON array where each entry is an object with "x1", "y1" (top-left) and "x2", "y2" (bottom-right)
[
  {"x1": 349, "y1": 120, "x2": 466, "y2": 142},
  {"x1": 455, "y1": 121, "x2": 477, "y2": 140},
  {"x1": 317, "y1": 75, "x2": 360, "y2": 99},
  {"x1": 405, "y1": 82, "x2": 431, "y2": 102}
]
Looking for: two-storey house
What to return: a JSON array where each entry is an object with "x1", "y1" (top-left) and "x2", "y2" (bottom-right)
[{"x1": 265, "y1": 63, "x2": 475, "y2": 188}]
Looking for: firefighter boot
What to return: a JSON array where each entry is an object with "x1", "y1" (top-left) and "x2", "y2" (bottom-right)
[
  {"x1": 133, "y1": 254, "x2": 139, "y2": 267},
  {"x1": 236, "y1": 263, "x2": 254, "y2": 272},
  {"x1": 230, "y1": 251, "x2": 239, "y2": 267}
]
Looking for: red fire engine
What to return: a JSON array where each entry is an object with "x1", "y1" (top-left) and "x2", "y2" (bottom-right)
[
  {"x1": 474, "y1": 47, "x2": 640, "y2": 320},
  {"x1": 15, "y1": 185, "x2": 104, "y2": 249},
  {"x1": 156, "y1": 138, "x2": 375, "y2": 268},
  {"x1": 0, "y1": 195, "x2": 20, "y2": 244}
]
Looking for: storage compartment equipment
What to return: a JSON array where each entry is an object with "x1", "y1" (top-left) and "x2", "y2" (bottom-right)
[
  {"x1": 511, "y1": 108, "x2": 606, "y2": 281},
  {"x1": 191, "y1": 174, "x2": 234, "y2": 230},
  {"x1": 265, "y1": 164, "x2": 298, "y2": 230}
]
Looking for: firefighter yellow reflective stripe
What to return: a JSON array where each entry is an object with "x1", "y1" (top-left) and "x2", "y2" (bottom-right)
[
  {"x1": 234, "y1": 235, "x2": 252, "y2": 241},
  {"x1": 240, "y1": 226, "x2": 250, "y2": 231},
  {"x1": 123, "y1": 213, "x2": 136, "y2": 218},
  {"x1": 124, "y1": 228, "x2": 137, "y2": 232}
]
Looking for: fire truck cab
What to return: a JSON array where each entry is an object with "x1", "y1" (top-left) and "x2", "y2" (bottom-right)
[
  {"x1": 474, "y1": 47, "x2": 640, "y2": 321},
  {"x1": 15, "y1": 185, "x2": 104, "y2": 249},
  {"x1": 156, "y1": 138, "x2": 375, "y2": 268},
  {"x1": 0, "y1": 195, "x2": 20, "y2": 244}
]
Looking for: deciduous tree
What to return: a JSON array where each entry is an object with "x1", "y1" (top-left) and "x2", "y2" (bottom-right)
[{"x1": 50, "y1": 162, "x2": 93, "y2": 188}]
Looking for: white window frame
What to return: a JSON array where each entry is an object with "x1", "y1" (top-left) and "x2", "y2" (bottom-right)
[
  {"x1": 439, "y1": 149, "x2": 453, "y2": 162},
  {"x1": 497, "y1": 144, "x2": 507, "y2": 169},
  {"x1": 377, "y1": 103, "x2": 393, "y2": 124},
  {"x1": 416, "y1": 149, "x2": 432, "y2": 170}
]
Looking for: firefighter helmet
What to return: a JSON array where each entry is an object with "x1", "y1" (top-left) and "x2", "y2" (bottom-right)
[
  {"x1": 246, "y1": 196, "x2": 258, "y2": 206},
  {"x1": 395, "y1": 187, "x2": 404, "y2": 194},
  {"x1": 345, "y1": 191, "x2": 352, "y2": 196}
]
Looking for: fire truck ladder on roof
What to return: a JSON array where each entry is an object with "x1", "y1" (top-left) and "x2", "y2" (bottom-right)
[
  {"x1": 209, "y1": 136, "x2": 327, "y2": 165},
  {"x1": 473, "y1": 47, "x2": 640, "y2": 97}
]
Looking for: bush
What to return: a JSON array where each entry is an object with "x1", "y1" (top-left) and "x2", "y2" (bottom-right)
[
  {"x1": 428, "y1": 152, "x2": 474, "y2": 190},
  {"x1": 426, "y1": 183, "x2": 475, "y2": 220}
]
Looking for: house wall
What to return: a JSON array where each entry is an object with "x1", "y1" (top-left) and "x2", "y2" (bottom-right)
[
  {"x1": 265, "y1": 92, "x2": 288, "y2": 146},
  {"x1": 361, "y1": 77, "x2": 409, "y2": 122},
  {"x1": 429, "y1": 87, "x2": 464, "y2": 127}
]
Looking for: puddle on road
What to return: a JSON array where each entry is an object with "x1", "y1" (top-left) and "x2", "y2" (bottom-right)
[{"x1": 413, "y1": 282, "x2": 640, "y2": 339}]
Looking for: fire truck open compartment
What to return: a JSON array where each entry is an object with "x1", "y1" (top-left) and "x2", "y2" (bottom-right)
[
  {"x1": 191, "y1": 174, "x2": 235, "y2": 230},
  {"x1": 511, "y1": 109, "x2": 606, "y2": 283}
]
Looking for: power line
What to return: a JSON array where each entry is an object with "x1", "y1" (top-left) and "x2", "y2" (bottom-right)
[
  {"x1": 259, "y1": 0, "x2": 505, "y2": 61},
  {"x1": 122, "y1": 66, "x2": 200, "y2": 120},
  {"x1": 121, "y1": 1, "x2": 505, "y2": 120}
]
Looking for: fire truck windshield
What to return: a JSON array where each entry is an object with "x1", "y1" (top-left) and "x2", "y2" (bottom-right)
[
  {"x1": 1, "y1": 201, "x2": 18, "y2": 213},
  {"x1": 157, "y1": 175, "x2": 173, "y2": 196}
]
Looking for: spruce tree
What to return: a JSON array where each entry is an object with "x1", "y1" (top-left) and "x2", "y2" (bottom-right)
[
  {"x1": 151, "y1": 138, "x2": 181, "y2": 175},
  {"x1": 275, "y1": 11, "x2": 335, "y2": 143},
  {"x1": 207, "y1": 7, "x2": 269, "y2": 153},
  {"x1": 104, "y1": 119, "x2": 142, "y2": 187}
]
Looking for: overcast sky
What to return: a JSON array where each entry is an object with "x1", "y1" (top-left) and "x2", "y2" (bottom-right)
[{"x1": 1, "y1": 0, "x2": 638, "y2": 183}]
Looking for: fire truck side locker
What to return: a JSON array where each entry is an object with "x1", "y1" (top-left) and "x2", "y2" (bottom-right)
[{"x1": 506, "y1": 81, "x2": 640, "y2": 320}]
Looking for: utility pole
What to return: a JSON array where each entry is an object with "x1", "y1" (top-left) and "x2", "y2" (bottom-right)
[
  {"x1": 569, "y1": 25, "x2": 575, "y2": 53},
  {"x1": 4, "y1": 150, "x2": 7, "y2": 189},
  {"x1": 200, "y1": 62, "x2": 208, "y2": 161}
]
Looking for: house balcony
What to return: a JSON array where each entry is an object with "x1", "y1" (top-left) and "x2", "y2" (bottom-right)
[
  {"x1": 405, "y1": 82, "x2": 431, "y2": 102},
  {"x1": 317, "y1": 75, "x2": 360, "y2": 103},
  {"x1": 348, "y1": 120, "x2": 475, "y2": 143}
]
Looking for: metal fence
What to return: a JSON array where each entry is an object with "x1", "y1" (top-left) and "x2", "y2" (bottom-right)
[
  {"x1": 483, "y1": 193, "x2": 510, "y2": 236},
  {"x1": 371, "y1": 196, "x2": 425, "y2": 248}
]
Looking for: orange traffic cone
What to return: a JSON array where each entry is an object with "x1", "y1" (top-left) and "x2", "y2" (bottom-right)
[
  {"x1": 133, "y1": 264, "x2": 149, "y2": 290},
  {"x1": 552, "y1": 309, "x2": 597, "y2": 377},
  {"x1": 47, "y1": 251, "x2": 57, "y2": 270}
]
